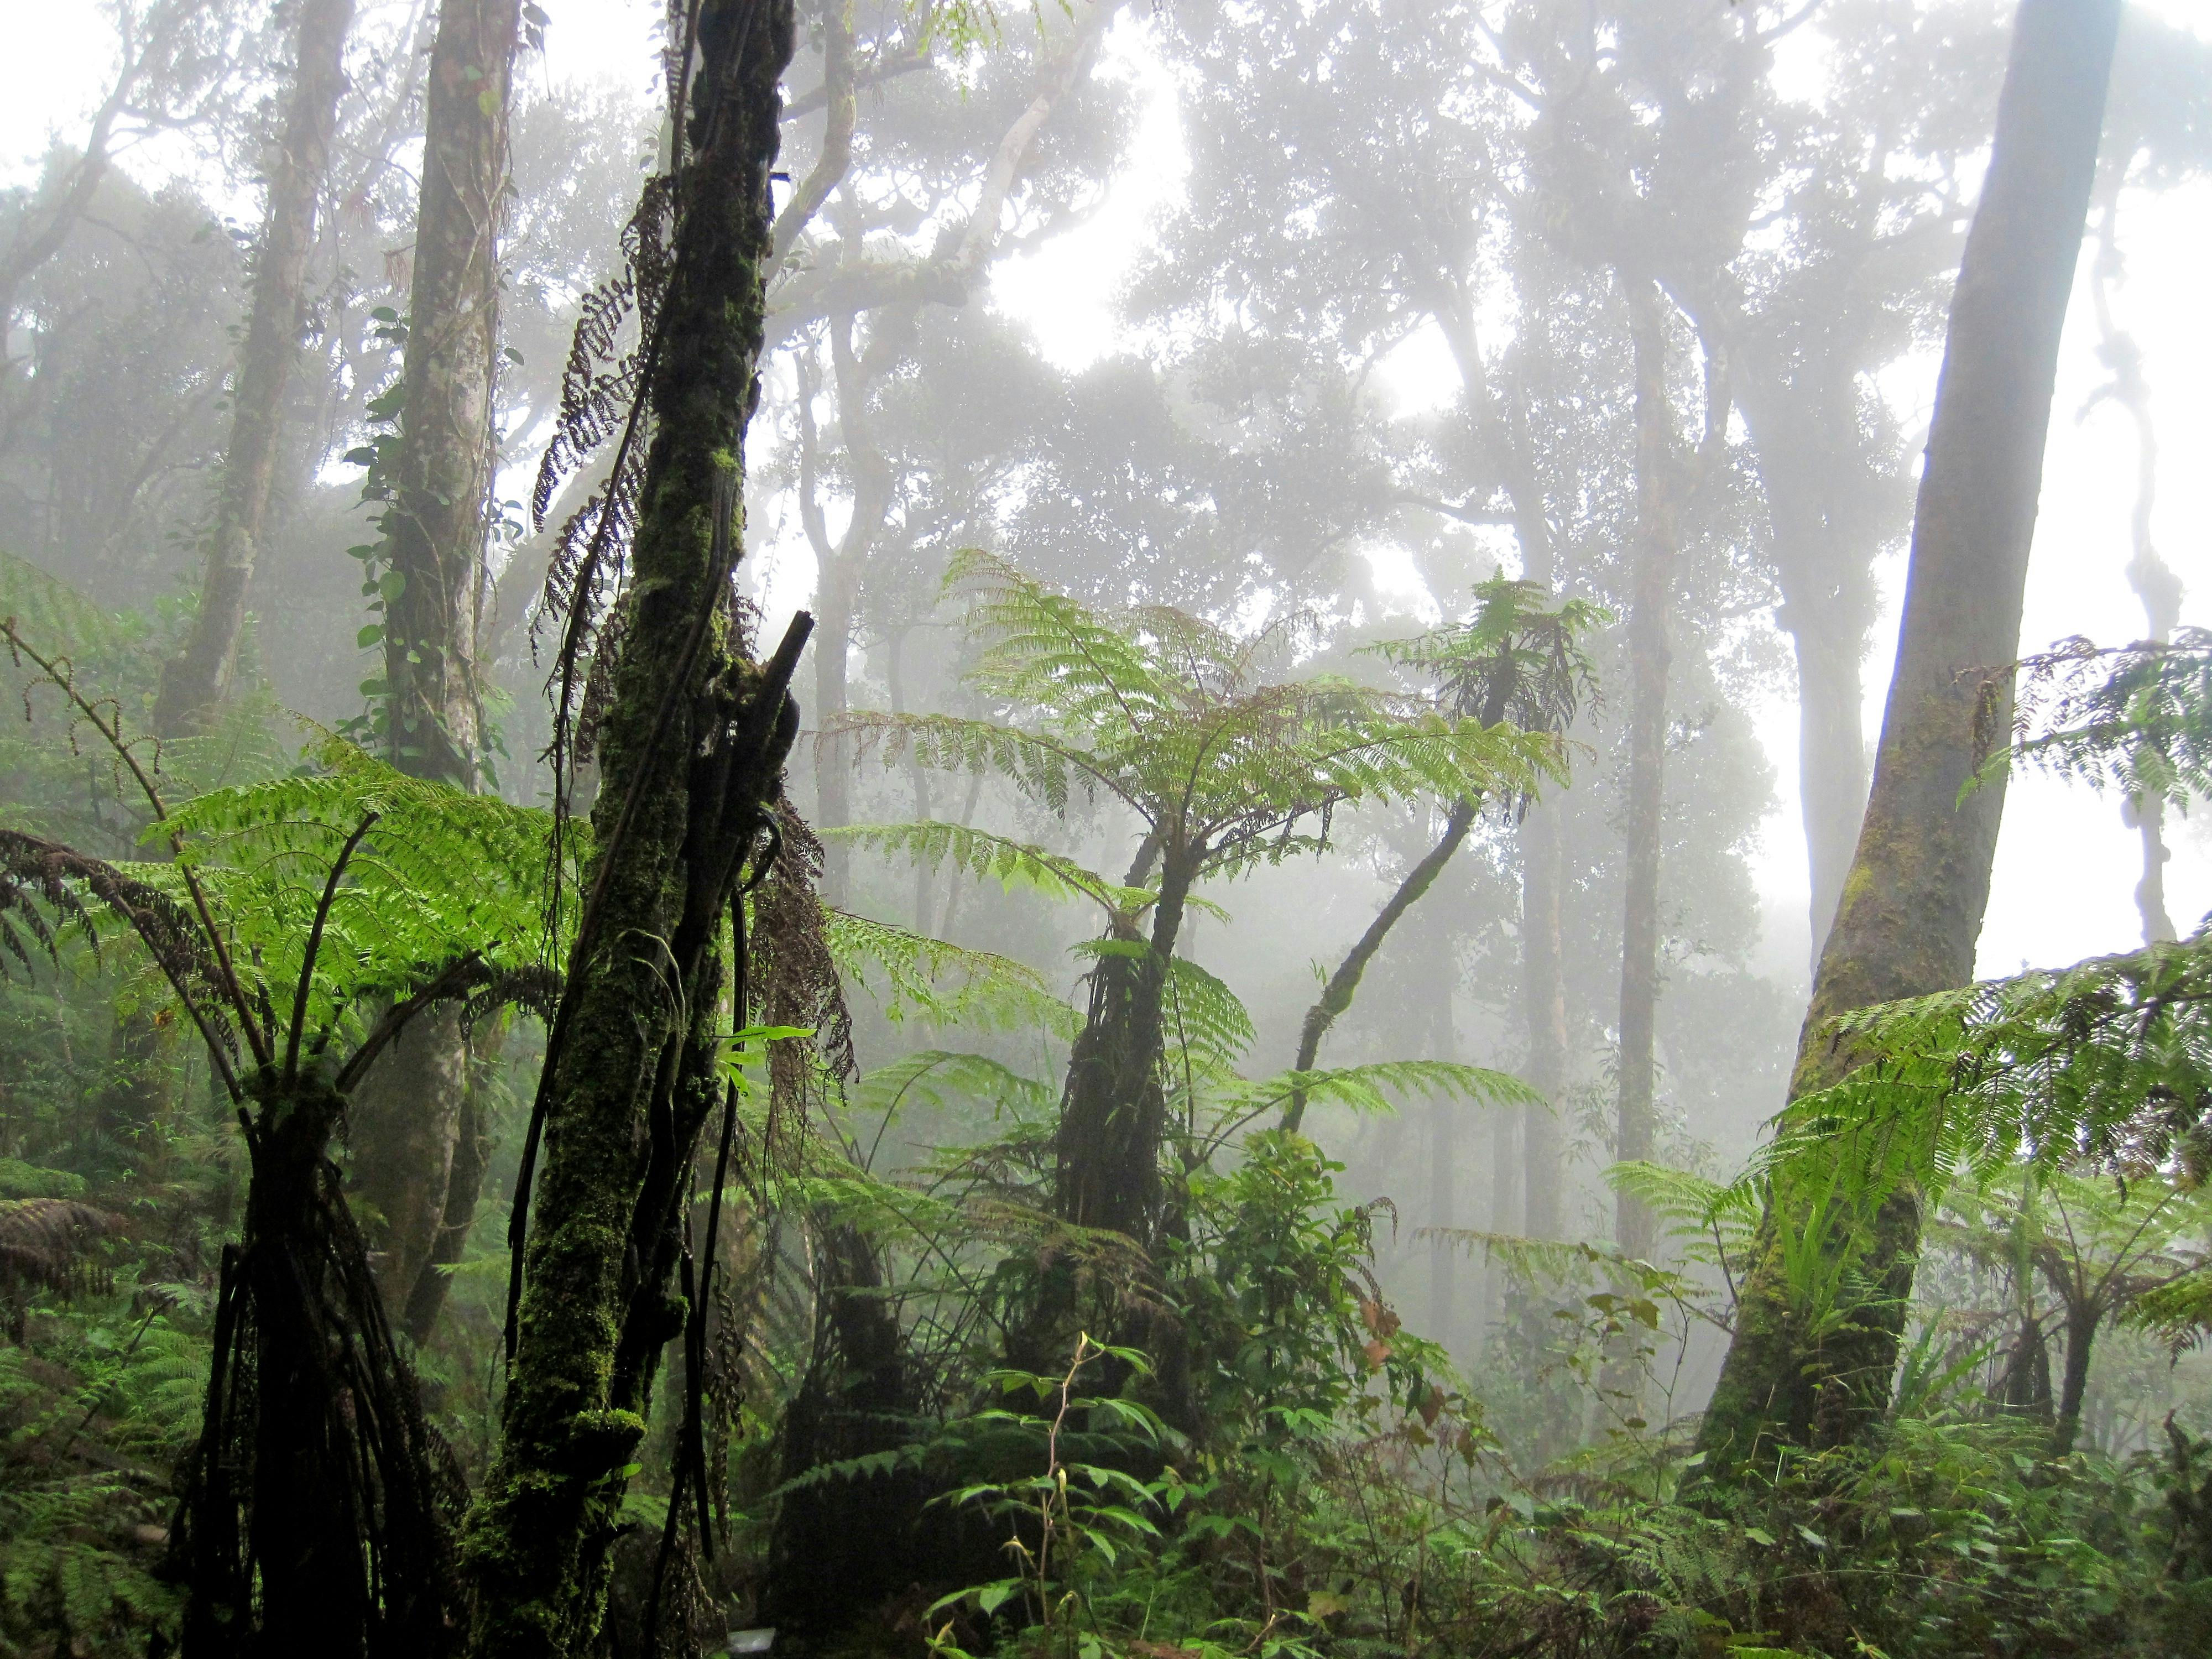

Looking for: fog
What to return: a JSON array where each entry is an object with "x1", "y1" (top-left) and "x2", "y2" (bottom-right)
[{"x1": 4, "y1": 2, "x2": 2212, "y2": 1652}]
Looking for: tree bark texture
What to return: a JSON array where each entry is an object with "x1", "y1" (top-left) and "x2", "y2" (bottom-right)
[
  {"x1": 457, "y1": 1, "x2": 799, "y2": 1650},
  {"x1": 1697, "y1": 0, "x2": 2124, "y2": 1468},
  {"x1": 382, "y1": 0, "x2": 520, "y2": 788},
  {"x1": 156, "y1": 0, "x2": 356, "y2": 734}
]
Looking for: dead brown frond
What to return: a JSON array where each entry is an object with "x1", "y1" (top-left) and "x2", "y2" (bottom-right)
[{"x1": 0, "y1": 1199, "x2": 123, "y2": 1298}]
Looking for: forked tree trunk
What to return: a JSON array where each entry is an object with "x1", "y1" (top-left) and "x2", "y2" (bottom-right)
[
  {"x1": 1697, "y1": 0, "x2": 2124, "y2": 1467},
  {"x1": 458, "y1": 1, "x2": 799, "y2": 1648},
  {"x1": 157, "y1": 0, "x2": 356, "y2": 733}
]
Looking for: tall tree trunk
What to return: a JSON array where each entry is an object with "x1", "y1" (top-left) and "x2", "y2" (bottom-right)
[
  {"x1": 381, "y1": 0, "x2": 518, "y2": 787},
  {"x1": 1783, "y1": 595, "x2": 1873, "y2": 968},
  {"x1": 797, "y1": 310, "x2": 897, "y2": 906},
  {"x1": 1423, "y1": 959, "x2": 1458, "y2": 1350},
  {"x1": 458, "y1": 0, "x2": 800, "y2": 1648},
  {"x1": 156, "y1": 0, "x2": 357, "y2": 733},
  {"x1": 349, "y1": 0, "x2": 520, "y2": 1343},
  {"x1": 1613, "y1": 283, "x2": 1677, "y2": 1271},
  {"x1": 1696, "y1": 0, "x2": 2123, "y2": 1467},
  {"x1": 1431, "y1": 295, "x2": 1568, "y2": 1243}
]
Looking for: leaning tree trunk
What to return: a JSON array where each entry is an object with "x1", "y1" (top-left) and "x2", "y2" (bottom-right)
[
  {"x1": 1696, "y1": 0, "x2": 2124, "y2": 1468},
  {"x1": 348, "y1": 0, "x2": 520, "y2": 1343},
  {"x1": 458, "y1": 1, "x2": 800, "y2": 1651},
  {"x1": 156, "y1": 0, "x2": 357, "y2": 733},
  {"x1": 1282, "y1": 800, "x2": 1475, "y2": 1134}
]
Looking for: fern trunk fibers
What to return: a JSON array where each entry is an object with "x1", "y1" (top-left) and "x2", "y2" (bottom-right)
[
  {"x1": 155, "y1": 0, "x2": 354, "y2": 733},
  {"x1": 1614, "y1": 283, "x2": 1677, "y2": 1272},
  {"x1": 182, "y1": 1072, "x2": 451, "y2": 1657},
  {"x1": 1057, "y1": 851, "x2": 1196, "y2": 1243},
  {"x1": 457, "y1": 3, "x2": 797, "y2": 1651},
  {"x1": 1282, "y1": 800, "x2": 1475, "y2": 1134},
  {"x1": 1695, "y1": 0, "x2": 2124, "y2": 1469},
  {"x1": 382, "y1": 0, "x2": 518, "y2": 786}
]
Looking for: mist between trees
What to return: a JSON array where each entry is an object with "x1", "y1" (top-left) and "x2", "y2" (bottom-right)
[{"x1": 2, "y1": 1, "x2": 2212, "y2": 1656}]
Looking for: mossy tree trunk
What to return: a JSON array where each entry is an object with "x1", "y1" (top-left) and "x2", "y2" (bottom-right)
[
  {"x1": 457, "y1": 1, "x2": 799, "y2": 1651},
  {"x1": 1056, "y1": 845, "x2": 1197, "y2": 1245},
  {"x1": 1695, "y1": 0, "x2": 2125, "y2": 1468},
  {"x1": 350, "y1": 0, "x2": 520, "y2": 1344},
  {"x1": 156, "y1": 0, "x2": 356, "y2": 734}
]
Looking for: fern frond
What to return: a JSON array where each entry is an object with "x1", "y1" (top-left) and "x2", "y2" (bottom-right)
[
  {"x1": 826, "y1": 909, "x2": 1077, "y2": 1036},
  {"x1": 826, "y1": 821, "x2": 1135, "y2": 919}
]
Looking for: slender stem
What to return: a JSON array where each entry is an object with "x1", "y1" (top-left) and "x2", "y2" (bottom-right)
[{"x1": 284, "y1": 812, "x2": 377, "y2": 1083}]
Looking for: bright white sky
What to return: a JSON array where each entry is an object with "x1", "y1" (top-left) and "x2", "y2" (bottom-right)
[{"x1": 6, "y1": 0, "x2": 2210, "y2": 988}]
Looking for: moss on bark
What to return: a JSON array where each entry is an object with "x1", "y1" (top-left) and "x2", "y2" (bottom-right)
[{"x1": 457, "y1": 4, "x2": 798, "y2": 1653}]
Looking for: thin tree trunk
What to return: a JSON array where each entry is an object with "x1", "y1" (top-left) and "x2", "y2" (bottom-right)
[
  {"x1": 2088, "y1": 201, "x2": 2180, "y2": 944},
  {"x1": 1431, "y1": 296, "x2": 1568, "y2": 1243},
  {"x1": 459, "y1": 0, "x2": 800, "y2": 1648},
  {"x1": 1520, "y1": 804, "x2": 1568, "y2": 1242},
  {"x1": 1424, "y1": 962, "x2": 1457, "y2": 1352},
  {"x1": 156, "y1": 0, "x2": 356, "y2": 733},
  {"x1": 1282, "y1": 800, "x2": 1475, "y2": 1134},
  {"x1": 1613, "y1": 283, "x2": 1677, "y2": 1271},
  {"x1": 1697, "y1": 0, "x2": 2124, "y2": 1467}
]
